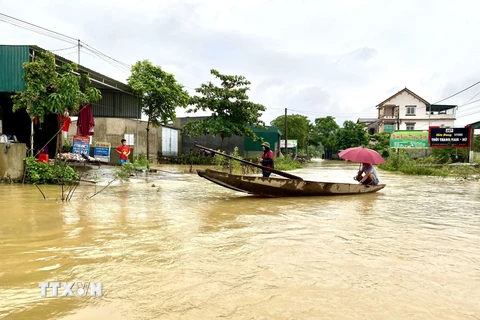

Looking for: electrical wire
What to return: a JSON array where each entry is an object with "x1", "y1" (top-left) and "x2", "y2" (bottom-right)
[
  {"x1": 431, "y1": 80, "x2": 480, "y2": 104},
  {"x1": 0, "y1": 12, "x2": 132, "y2": 73},
  {"x1": 51, "y1": 45, "x2": 79, "y2": 52},
  {"x1": 81, "y1": 42, "x2": 131, "y2": 68},
  {"x1": 0, "y1": 12, "x2": 77, "y2": 44}
]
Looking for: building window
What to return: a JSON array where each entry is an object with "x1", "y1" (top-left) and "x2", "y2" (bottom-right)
[
  {"x1": 406, "y1": 124, "x2": 415, "y2": 130},
  {"x1": 124, "y1": 134, "x2": 135, "y2": 145},
  {"x1": 384, "y1": 124, "x2": 394, "y2": 133},
  {"x1": 406, "y1": 106, "x2": 416, "y2": 115}
]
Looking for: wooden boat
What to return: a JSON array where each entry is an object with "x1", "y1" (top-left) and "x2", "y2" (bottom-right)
[{"x1": 197, "y1": 168, "x2": 386, "y2": 197}]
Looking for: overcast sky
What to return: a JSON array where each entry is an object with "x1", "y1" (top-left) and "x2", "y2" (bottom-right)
[{"x1": 1, "y1": 0, "x2": 480, "y2": 128}]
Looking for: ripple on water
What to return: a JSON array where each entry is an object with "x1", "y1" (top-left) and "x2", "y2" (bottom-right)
[{"x1": 0, "y1": 162, "x2": 479, "y2": 319}]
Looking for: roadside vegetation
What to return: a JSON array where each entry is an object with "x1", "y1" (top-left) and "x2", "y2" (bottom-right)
[{"x1": 378, "y1": 147, "x2": 480, "y2": 180}]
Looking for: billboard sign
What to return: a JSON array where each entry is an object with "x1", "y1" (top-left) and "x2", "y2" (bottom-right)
[
  {"x1": 428, "y1": 127, "x2": 471, "y2": 148},
  {"x1": 390, "y1": 131, "x2": 429, "y2": 148}
]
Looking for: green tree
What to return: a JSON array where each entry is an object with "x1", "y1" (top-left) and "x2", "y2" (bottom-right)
[
  {"x1": 335, "y1": 120, "x2": 368, "y2": 151},
  {"x1": 473, "y1": 134, "x2": 480, "y2": 152},
  {"x1": 369, "y1": 132, "x2": 391, "y2": 158},
  {"x1": 312, "y1": 116, "x2": 340, "y2": 159},
  {"x1": 12, "y1": 50, "x2": 102, "y2": 154},
  {"x1": 270, "y1": 114, "x2": 310, "y2": 149},
  {"x1": 183, "y1": 69, "x2": 266, "y2": 146},
  {"x1": 128, "y1": 60, "x2": 189, "y2": 160}
]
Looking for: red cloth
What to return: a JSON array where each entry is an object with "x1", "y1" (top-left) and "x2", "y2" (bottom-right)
[
  {"x1": 58, "y1": 115, "x2": 72, "y2": 132},
  {"x1": 116, "y1": 145, "x2": 131, "y2": 160},
  {"x1": 62, "y1": 117, "x2": 72, "y2": 132},
  {"x1": 261, "y1": 150, "x2": 274, "y2": 168},
  {"x1": 76, "y1": 104, "x2": 95, "y2": 136}
]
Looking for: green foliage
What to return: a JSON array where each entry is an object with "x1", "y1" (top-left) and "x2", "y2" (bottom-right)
[
  {"x1": 133, "y1": 152, "x2": 150, "y2": 170},
  {"x1": 213, "y1": 147, "x2": 243, "y2": 170},
  {"x1": 128, "y1": 60, "x2": 189, "y2": 160},
  {"x1": 379, "y1": 151, "x2": 448, "y2": 177},
  {"x1": 474, "y1": 135, "x2": 480, "y2": 152},
  {"x1": 128, "y1": 60, "x2": 189, "y2": 127},
  {"x1": 369, "y1": 132, "x2": 391, "y2": 158},
  {"x1": 270, "y1": 114, "x2": 310, "y2": 149},
  {"x1": 12, "y1": 51, "x2": 102, "y2": 123},
  {"x1": 183, "y1": 69, "x2": 266, "y2": 142},
  {"x1": 298, "y1": 144, "x2": 324, "y2": 158},
  {"x1": 431, "y1": 147, "x2": 469, "y2": 163},
  {"x1": 311, "y1": 116, "x2": 340, "y2": 158},
  {"x1": 24, "y1": 157, "x2": 79, "y2": 184},
  {"x1": 274, "y1": 157, "x2": 303, "y2": 171},
  {"x1": 335, "y1": 120, "x2": 368, "y2": 151},
  {"x1": 113, "y1": 162, "x2": 136, "y2": 181},
  {"x1": 158, "y1": 150, "x2": 214, "y2": 165}
]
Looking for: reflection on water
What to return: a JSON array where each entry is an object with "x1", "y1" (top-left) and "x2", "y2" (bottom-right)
[{"x1": 0, "y1": 160, "x2": 479, "y2": 319}]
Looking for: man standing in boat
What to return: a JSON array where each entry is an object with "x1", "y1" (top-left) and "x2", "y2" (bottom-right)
[{"x1": 259, "y1": 142, "x2": 275, "y2": 177}]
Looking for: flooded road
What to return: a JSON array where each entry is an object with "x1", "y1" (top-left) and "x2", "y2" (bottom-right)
[{"x1": 0, "y1": 160, "x2": 479, "y2": 319}]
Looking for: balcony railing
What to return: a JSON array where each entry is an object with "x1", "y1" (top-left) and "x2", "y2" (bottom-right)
[{"x1": 380, "y1": 115, "x2": 397, "y2": 119}]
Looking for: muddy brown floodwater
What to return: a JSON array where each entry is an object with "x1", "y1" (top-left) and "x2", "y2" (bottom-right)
[{"x1": 0, "y1": 160, "x2": 479, "y2": 320}]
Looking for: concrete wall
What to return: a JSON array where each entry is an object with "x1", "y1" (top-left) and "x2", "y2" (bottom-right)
[
  {"x1": 181, "y1": 134, "x2": 245, "y2": 156},
  {"x1": 172, "y1": 116, "x2": 245, "y2": 156},
  {"x1": 0, "y1": 143, "x2": 26, "y2": 181},
  {"x1": 66, "y1": 118, "x2": 181, "y2": 162}
]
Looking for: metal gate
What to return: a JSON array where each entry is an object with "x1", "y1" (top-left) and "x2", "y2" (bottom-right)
[{"x1": 162, "y1": 127, "x2": 178, "y2": 156}]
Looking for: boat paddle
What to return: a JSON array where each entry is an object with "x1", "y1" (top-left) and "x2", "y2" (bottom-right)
[{"x1": 194, "y1": 143, "x2": 303, "y2": 180}]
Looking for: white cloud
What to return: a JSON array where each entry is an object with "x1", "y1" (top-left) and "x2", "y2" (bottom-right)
[{"x1": 1, "y1": 0, "x2": 480, "y2": 127}]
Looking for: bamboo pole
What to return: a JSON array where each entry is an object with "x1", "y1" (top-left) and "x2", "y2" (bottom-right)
[{"x1": 194, "y1": 143, "x2": 303, "y2": 180}]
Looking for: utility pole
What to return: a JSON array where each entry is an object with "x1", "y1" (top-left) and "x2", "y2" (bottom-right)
[
  {"x1": 77, "y1": 39, "x2": 81, "y2": 65},
  {"x1": 284, "y1": 108, "x2": 288, "y2": 157}
]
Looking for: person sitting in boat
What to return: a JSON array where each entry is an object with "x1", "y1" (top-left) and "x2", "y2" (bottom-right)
[
  {"x1": 356, "y1": 162, "x2": 380, "y2": 185},
  {"x1": 258, "y1": 142, "x2": 275, "y2": 178}
]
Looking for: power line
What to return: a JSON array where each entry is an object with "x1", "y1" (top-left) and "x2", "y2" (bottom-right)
[
  {"x1": 0, "y1": 12, "x2": 77, "y2": 44},
  {"x1": 268, "y1": 107, "x2": 373, "y2": 116},
  {"x1": 459, "y1": 91, "x2": 480, "y2": 108},
  {"x1": 0, "y1": 12, "x2": 132, "y2": 73},
  {"x1": 81, "y1": 43, "x2": 131, "y2": 69},
  {"x1": 51, "y1": 45, "x2": 78, "y2": 52},
  {"x1": 432, "y1": 80, "x2": 480, "y2": 104},
  {"x1": 457, "y1": 108, "x2": 480, "y2": 119}
]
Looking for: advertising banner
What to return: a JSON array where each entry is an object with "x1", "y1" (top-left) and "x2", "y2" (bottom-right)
[
  {"x1": 390, "y1": 131, "x2": 429, "y2": 148},
  {"x1": 428, "y1": 127, "x2": 471, "y2": 148},
  {"x1": 93, "y1": 142, "x2": 111, "y2": 163},
  {"x1": 72, "y1": 136, "x2": 91, "y2": 155}
]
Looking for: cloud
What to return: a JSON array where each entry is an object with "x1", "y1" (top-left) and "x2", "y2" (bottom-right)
[{"x1": 2, "y1": 0, "x2": 480, "y2": 127}]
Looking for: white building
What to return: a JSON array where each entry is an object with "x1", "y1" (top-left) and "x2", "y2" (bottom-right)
[{"x1": 359, "y1": 88, "x2": 456, "y2": 133}]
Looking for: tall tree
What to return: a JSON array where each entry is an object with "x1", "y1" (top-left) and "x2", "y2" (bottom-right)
[
  {"x1": 369, "y1": 132, "x2": 391, "y2": 158},
  {"x1": 183, "y1": 69, "x2": 266, "y2": 146},
  {"x1": 128, "y1": 60, "x2": 189, "y2": 160},
  {"x1": 12, "y1": 50, "x2": 102, "y2": 155},
  {"x1": 335, "y1": 120, "x2": 368, "y2": 151},
  {"x1": 312, "y1": 116, "x2": 340, "y2": 159},
  {"x1": 270, "y1": 114, "x2": 310, "y2": 150}
]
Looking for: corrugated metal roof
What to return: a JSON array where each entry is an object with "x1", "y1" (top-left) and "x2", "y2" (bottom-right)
[
  {"x1": 428, "y1": 104, "x2": 457, "y2": 112},
  {"x1": 244, "y1": 127, "x2": 281, "y2": 152},
  {"x1": 249, "y1": 124, "x2": 282, "y2": 135},
  {"x1": 467, "y1": 121, "x2": 480, "y2": 129},
  {"x1": 90, "y1": 90, "x2": 141, "y2": 119},
  {"x1": 0, "y1": 45, "x2": 29, "y2": 92}
]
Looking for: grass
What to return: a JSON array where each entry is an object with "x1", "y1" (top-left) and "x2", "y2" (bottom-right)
[
  {"x1": 378, "y1": 151, "x2": 480, "y2": 179},
  {"x1": 273, "y1": 157, "x2": 303, "y2": 171}
]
